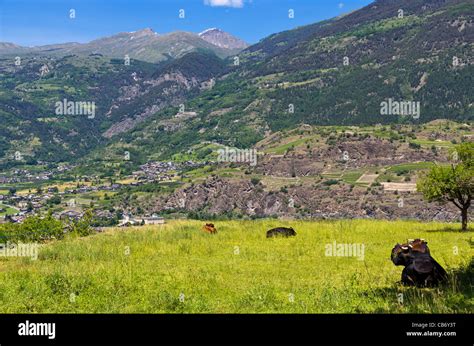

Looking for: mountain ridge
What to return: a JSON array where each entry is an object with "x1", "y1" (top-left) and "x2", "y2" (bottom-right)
[{"x1": 0, "y1": 28, "x2": 246, "y2": 63}]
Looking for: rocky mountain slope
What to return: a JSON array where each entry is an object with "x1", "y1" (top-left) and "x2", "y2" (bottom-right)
[{"x1": 151, "y1": 176, "x2": 460, "y2": 221}]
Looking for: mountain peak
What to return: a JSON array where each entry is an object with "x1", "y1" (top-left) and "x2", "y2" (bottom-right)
[
  {"x1": 134, "y1": 28, "x2": 157, "y2": 37},
  {"x1": 199, "y1": 28, "x2": 221, "y2": 36},
  {"x1": 198, "y1": 28, "x2": 248, "y2": 50}
]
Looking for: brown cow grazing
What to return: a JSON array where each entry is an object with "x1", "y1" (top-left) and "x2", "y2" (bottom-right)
[
  {"x1": 266, "y1": 227, "x2": 297, "y2": 238},
  {"x1": 202, "y1": 223, "x2": 217, "y2": 234},
  {"x1": 391, "y1": 239, "x2": 447, "y2": 287}
]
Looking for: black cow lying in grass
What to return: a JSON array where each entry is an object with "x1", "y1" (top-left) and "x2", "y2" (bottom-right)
[
  {"x1": 391, "y1": 239, "x2": 447, "y2": 287},
  {"x1": 266, "y1": 227, "x2": 297, "y2": 238}
]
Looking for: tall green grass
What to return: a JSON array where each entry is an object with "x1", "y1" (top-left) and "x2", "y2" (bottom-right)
[{"x1": 0, "y1": 220, "x2": 472, "y2": 313}]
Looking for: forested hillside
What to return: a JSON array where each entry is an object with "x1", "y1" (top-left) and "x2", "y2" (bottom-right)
[
  {"x1": 0, "y1": 0, "x2": 472, "y2": 169},
  {"x1": 95, "y1": 0, "x2": 472, "y2": 164}
]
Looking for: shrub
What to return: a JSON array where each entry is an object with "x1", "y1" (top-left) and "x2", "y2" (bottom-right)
[
  {"x1": 251, "y1": 177, "x2": 261, "y2": 185},
  {"x1": 48, "y1": 195, "x2": 62, "y2": 205},
  {"x1": 0, "y1": 214, "x2": 64, "y2": 243},
  {"x1": 70, "y1": 210, "x2": 94, "y2": 237}
]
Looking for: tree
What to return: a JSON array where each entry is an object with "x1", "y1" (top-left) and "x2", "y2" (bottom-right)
[
  {"x1": 48, "y1": 195, "x2": 62, "y2": 205},
  {"x1": 71, "y1": 209, "x2": 94, "y2": 237},
  {"x1": 417, "y1": 143, "x2": 473, "y2": 230}
]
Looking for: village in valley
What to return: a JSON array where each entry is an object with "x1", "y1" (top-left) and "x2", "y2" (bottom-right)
[
  {"x1": 1, "y1": 121, "x2": 471, "y2": 228},
  {"x1": 0, "y1": 159, "x2": 203, "y2": 226}
]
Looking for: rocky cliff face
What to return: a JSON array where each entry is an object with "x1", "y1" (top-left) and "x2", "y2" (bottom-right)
[{"x1": 142, "y1": 176, "x2": 459, "y2": 221}]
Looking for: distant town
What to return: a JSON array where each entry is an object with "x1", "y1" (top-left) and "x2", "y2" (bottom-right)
[{"x1": 0, "y1": 160, "x2": 204, "y2": 225}]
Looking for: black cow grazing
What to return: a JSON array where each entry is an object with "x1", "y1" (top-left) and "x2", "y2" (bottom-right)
[
  {"x1": 391, "y1": 239, "x2": 447, "y2": 287},
  {"x1": 266, "y1": 227, "x2": 297, "y2": 238}
]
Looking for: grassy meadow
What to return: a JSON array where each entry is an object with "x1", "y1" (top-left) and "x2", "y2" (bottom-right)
[
  {"x1": 0, "y1": 203, "x2": 19, "y2": 217},
  {"x1": 0, "y1": 219, "x2": 472, "y2": 313}
]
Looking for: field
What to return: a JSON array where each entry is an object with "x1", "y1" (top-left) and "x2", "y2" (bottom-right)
[
  {"x1": 0, "y1": 220, "x2": 472, "y2": 313},
  {"x1": 0, "y1": 203, "x2": 19, "y2": 217}
]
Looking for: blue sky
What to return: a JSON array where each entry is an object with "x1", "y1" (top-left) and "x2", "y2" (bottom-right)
[{"x1": 0, "y1": 0, "x2": 373, "y2": 46}]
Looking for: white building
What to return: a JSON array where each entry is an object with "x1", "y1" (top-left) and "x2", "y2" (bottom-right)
[{"x1": 118, "y1": 214, "x2": 165, "y2": 227}]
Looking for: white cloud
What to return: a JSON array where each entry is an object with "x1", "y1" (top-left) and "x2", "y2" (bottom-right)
[{"x1": 204, "y1": 0, "x2": 244, "y2": 8}]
